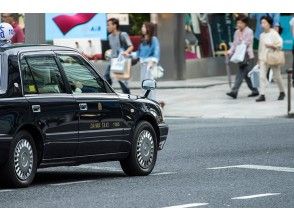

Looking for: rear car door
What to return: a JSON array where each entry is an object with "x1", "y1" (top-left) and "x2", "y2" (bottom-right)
[
  {"x1": 20, "y1": 52, "x2": 79, "y2": 160},
  {"x1": 56, "y1": 53, "x2": 129, "y2": 156}
]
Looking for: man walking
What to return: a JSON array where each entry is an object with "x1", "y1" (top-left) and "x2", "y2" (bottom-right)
[{"x1": 104, "y1": 18, "x2": 134, "y2": 94}]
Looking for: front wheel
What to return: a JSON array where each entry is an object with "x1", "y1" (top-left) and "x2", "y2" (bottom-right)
[
  {"x1": 120, "y1": 121, "x2": 158, "y2": 176},
  {"x1": 0, "y1": 131, "x2": 37, "y2": 188}
]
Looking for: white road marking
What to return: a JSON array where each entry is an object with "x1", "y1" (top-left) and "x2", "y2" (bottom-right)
[
  {"x1": 150, "y1": 172, "x2": 177, "y2": 176},
  {"x1": 0, "y1": 189, "x2": 15, "y2": 193},
  {"x1": 164, "y1": 203, "x2": 209, "y2": 208},
  {"x1": 231, "y1": 193, "x2": 281, "y2": 200},
  {"x1": 165, "y1": 117, "x2": 191, "y2": 120},
  {"x1": 207, "y1": 164, "x2": 294, "y2": 173},
  {"x1": 49, "y1": 180, "x2": 95, "y2": 186}
]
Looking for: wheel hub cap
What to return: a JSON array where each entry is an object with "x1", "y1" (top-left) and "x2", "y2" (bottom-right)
[
  {"x1": 14, "y1": 139, "x2": 33, "y2": 181},
  {"x1": 136, "y1": 130, "x2": 155, "y2": 169}
]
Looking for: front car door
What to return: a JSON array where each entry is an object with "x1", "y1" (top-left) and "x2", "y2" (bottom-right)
[
  {"x1": 55, "y1": 52, "x2": 129, "y2": 157},
  {"x1": 19, "y1": 52, "x2": 79, "y2": 161}
]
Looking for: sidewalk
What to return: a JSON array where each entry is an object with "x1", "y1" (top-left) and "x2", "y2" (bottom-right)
[{"x1": 113, "y1": 75, "x2": 292, "y2": 119}]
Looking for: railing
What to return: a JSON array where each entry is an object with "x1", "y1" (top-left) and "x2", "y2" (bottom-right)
[{"x1": 287, "y1": 68, "x2": 294, "y2": 117}]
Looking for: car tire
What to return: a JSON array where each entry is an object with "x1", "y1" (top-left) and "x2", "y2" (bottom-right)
[
  {"x1": 0, "y1": 131, "x2": 37, "y2": 188},
  {"x1": 120, "y1": 121, "x2": 158, "y2": 176}
]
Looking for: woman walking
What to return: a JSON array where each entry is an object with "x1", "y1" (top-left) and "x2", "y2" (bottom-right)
[
  {"x1": 137, "y1": 22, "x2": 162, "y2": 103},
  {"x1": 256, "y1": 15, "x2": 285, "y2": 102},
  {"x1": 226, "y1": 14, "x2": 259, "y2": 99}
]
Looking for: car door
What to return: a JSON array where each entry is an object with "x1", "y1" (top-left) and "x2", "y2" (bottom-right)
[
  {"x1": 20, "y1": 52, "x2": 79, "y2": 160},
  {"x1": 55, "y1": 53, "x2": 129, "y2": 156}
]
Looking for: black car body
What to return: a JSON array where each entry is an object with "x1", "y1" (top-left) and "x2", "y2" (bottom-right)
[{"x1": 0, "y1": 44, "x2": 168, "y2": 187}]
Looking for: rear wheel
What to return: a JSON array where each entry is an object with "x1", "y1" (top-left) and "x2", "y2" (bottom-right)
[
  {"x1": 120, "y1": 121, "x2": 158, "y2": 176},
  {"x1": 0, "y1": 131, "x2": 37, "y2": 188}
]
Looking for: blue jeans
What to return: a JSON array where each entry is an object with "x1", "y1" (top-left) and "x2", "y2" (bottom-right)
[{"x1": 104, "y1": 64, "x2": 130, "y2": 94}]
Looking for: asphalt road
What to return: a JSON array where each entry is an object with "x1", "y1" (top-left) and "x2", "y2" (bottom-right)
[{"x1": 1, "y1": 117, "x2": 294, "y2": 208}]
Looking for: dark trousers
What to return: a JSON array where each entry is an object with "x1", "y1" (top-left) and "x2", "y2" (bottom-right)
[
  {"x1": 104, "y1": 64, "x2": 130, "y2": 94},
  {"x1": 292, "y1": 45, "x2": 294, "y2": 81},
  {"x1": 231, "y1": 59, "x2": 259, "y2": 94}
]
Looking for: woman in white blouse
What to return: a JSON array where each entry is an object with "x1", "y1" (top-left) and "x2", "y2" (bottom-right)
[{"x1": 256, "y1": 15, "x2": 285, "y2": 102}]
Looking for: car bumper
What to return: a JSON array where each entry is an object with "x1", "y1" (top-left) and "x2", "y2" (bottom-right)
[
  {"x1": 158, "y1": 123, "x2": 169, "y2": 150},
  {"x1": 0, "y1": 135, "x2": 12, "y2": 165}
]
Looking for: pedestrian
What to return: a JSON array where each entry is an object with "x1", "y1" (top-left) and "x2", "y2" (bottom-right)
[
  {"x1": 104, "y1": 18, "x2": 134, "y2": 94},
  {"x1": 137, "y1": 22, "x2": 164, "y2": 105},
  {"x1": 75, "y1": 41, "x2": 83, "y2": 54},
  {"x1": 249, "y1": 13, "x2": 280, "y2": 49},
  {"x1": 226, "y1": 14, "x2": 259, "y2": 99},
  {"x1": 85, "y1": 40, "x2": 97, "y2": 60},
  {"x1": 290, "y1": 16, "x2": 294, "y2": 86},
  {"x1": 256, "y1": 15, "x2": 285, "y2": 102},
  {"x1": 1, "y1": 13, "x2": 24, "y2": 44}
]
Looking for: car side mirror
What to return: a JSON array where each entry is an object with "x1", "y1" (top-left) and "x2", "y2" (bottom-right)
[{"x1": 142, "y1": 79, "x2": 157, "y2": 98}]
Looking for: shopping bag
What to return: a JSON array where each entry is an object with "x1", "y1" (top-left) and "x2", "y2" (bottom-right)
[
  {"x1": 111, "y1": 58, "x2": 132, "y2": 80},
  {"x1": 110, "y1": 54, "x2": 127, "y2": 74},
  {"x1": 266, "y1": 49, "x2": 285, "y2": 66},
  {"x1": 248, "y1": 65, "x2": 260, "y2": 88},
  {"x1": 149, "y1": 65, "x2": 164, "y2": 79},
  {"x1": 230, "y1": 41, "x2": 247, "y2": 64}
]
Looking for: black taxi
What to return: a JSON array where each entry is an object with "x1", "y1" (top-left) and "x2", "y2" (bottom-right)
[{"x1": 0, "y1": 44, "x2": 168, "y2": 187}]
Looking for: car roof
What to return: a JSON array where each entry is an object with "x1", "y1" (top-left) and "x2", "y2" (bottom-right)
[{"x1": 0, "y1": 44, "x2": 77, "y2": 55}]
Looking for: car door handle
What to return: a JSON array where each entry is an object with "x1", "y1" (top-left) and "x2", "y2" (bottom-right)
[
  {"x1": 79, "y1": 103, "x2": 88, "y2": 111},
  {"x1": 32, "y1": 105, "x2": 41, "y2": 113}
]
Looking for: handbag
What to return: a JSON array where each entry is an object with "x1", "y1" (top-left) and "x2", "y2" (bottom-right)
[
  {"x1": 149, "y1": 65, "x2": 164, "y2": 79},
  {"x1": 111, "y1": 55, "x2": 132, "y2": 80},
  {"x1": 230, "y1": 41, "x2": 247, "y2": 63},
  {"x1": 266, "y1": 49, "x2": 285, "y2": 66},
  {"x1": 110, "y1": 54, "x2": 127, "y2": 73}
]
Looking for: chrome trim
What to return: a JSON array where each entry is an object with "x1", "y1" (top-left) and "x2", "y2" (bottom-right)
[
  {"x1": 31, "y1": 105, "x2": 41, "y2": 113},
  {"x1": 79, "y1": 128, "x2": 124, "y2": 134},
  {"x1": 0, "y1": 137, "x2": 13, "y2": 140},
  {"x1": 25, "y1": 93, "x2": 74, "y2": 99},
  {"x1": 46, "y1": 131, "x2": 79, "y2": 136},
  {"x1": 42, "y1": 151, "x2": 128, "y2": 161},
  {"x1": 79, "y1": 103, "x2": 88, "y2": 111}
]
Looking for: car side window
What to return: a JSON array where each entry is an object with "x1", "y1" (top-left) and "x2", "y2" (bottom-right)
[
  {"x1": 58, "y1": 55, "x2": 107, "y2": 94},
  {"x1": 21, "y1": 56, "x2": 66, "y2": 94}
]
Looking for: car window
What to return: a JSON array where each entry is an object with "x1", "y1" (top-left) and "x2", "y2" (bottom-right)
[
  {"x1": 21, "y1": 56, "x2": 66, "y2": 94},
  {"x1": 58, "y1": 55, "x2": 107, "y2": 94}
]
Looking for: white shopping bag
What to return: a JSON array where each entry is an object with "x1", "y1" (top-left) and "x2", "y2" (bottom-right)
[
  {"x1": 110, "y1": 54, "x2": 127, "y2": 74},
  {"x1": 149, "y1": 65, "x2": 164, "y2": 79},
  {"x1": 248, "y1": 65, "x2": 260, "y2": 88},
  {"x1": 230, "y1": 41, "x2": 247, "y2": 64}
]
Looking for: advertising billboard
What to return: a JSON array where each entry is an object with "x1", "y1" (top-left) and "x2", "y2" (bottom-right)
[{"x1": 45, "y1": 13, "x2": 107, "y2": 41}]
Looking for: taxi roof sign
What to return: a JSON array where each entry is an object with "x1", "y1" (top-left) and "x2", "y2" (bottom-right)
[{"x1": 0, "y1": 22, "x2": 15, "y2": 42}]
